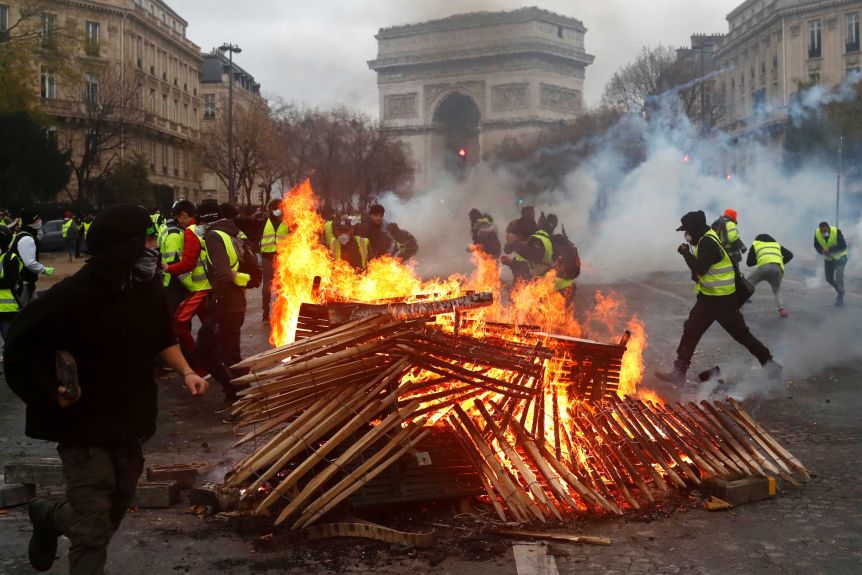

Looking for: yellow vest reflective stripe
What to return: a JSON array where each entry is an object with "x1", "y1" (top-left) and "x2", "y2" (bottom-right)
[
  {"x1": 207, "y1": 230, "x2": 239, "y2": 272},
  {"x1": 554, "y1": 277, "x2": 576, "y2": 291},
  {"x1": 160, "y1": 225, "x2": 184, "y2": 287},
  {"x1": 261, "y1": 219, "x2": 289, "y2": 253},
  {"x1": 815, "y1": 226, "x2": 848, "y2": 261},
  {"x1": 0, "y1": 252, "x2": 21, "y2": 312},
  {"x1": 180, "y1": 225, "x2": 211, "y2": 292},
  {"x1": 323, "y1": 220, "x2": 335, "y2": 247},
  {"x1": 752, "y1": 240, "x2": 784, "y2": 271},
  {"x1": 329, "y1": 236, "x2": 369, "y2": 270},
  {"x1": 61, "y1": 219, "x2": 73, "y2": 239},
  {"x1": 695, "y1": 229, "x2": 736, "y2": 296}
]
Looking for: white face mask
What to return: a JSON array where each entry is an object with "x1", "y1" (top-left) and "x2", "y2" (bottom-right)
[
  {"x1": 30, "y1": 220, "x2": 43, "y2": 230},
  {"x1": 338, "y1": 233, "x2": 350, "y2": 245},
  {"x1": 684, "y1": 233, "x2": 693, "y2": 243},
  {"x1": 272, "y1": 209, "x2": 282, "y2": 218},
  {"x1": 821, "y1": 231, "x2": 830, "y2": 239}
]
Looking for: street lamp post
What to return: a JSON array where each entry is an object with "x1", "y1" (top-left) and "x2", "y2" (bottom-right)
[{"x1": 219, "y1": 43, "x2": 241, "y2": 205}]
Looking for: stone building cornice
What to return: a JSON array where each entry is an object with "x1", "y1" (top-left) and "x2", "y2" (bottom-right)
[
  {"x1": 369, "y1": 40, "x2": 594, "y2": 71},
  {"x1": 376, "y1": 6, "x2": 586, "y2": 40},
  {"x1": 715, "y1": 0, "x2": 862, "y2": 59}
]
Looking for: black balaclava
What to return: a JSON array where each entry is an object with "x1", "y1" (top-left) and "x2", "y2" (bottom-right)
[{"x1": 87, "y1": 204, "x2": 153, "y2": 290}]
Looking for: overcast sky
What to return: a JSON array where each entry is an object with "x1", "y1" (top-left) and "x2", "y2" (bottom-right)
[{"x1": 173, "y1": 0, "x2": 742, "y2": 117}]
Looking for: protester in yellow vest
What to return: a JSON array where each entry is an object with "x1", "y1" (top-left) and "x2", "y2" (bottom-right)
[
  {"x1": 813, "y1": 221, "x2": 849, "y2": 307},
  {"x1": 0, "y1": 226, "x2": 22, "y2": 355},
  {"x1": 61, "y1": 212, "x2": 77, "y2": 263},
  {"x1": 329, "y1": 217, "x2": 369, "y2": 271},
  {"x1": 746, "y1": 234, "x2": 793, "y2": 317},
  {"x1": 655, "y1": 211, "x2": 780, "y2": 386},
  {"x1": 260, "y1": 198, "x2": 289, "y2": 322}
]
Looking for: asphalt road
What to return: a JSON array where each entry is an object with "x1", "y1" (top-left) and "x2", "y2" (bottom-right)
[{"x1": 0, "y1": 271, "x2": 859, "y2": 575}]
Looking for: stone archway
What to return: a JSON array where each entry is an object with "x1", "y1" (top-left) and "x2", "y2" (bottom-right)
[{"x1": 431, "y1": 92, "x2": 481, "y2": 176}]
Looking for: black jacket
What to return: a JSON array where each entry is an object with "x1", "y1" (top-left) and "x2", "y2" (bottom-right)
[
  {"x1": 681, "y1": 225, "x2": 722, "y2": 279},
  {"x1": 746, "y1": 234, "x2": 794, "y2": 267},
  {"x1": 4, "y1": 264, "x2": 175, "y2": 445},
  {"x1": 356, "y1": 220, "x2": 392, "y2": 259},
  {"x1": 10, "y1": 227, "x2": 40, "y2": 283},
  {"x1": 204, "y1": 219, "x2": 247, "y2": 314}
]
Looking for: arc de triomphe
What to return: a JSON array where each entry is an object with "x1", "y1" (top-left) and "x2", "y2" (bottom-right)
[{"x1": 368, "y1": 7, "x2": 595, "y2": 190}]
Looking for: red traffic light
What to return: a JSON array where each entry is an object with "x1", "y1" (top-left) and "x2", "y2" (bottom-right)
[{"x1": 457, "y1": 147, "x2": 468, "y2": 158}]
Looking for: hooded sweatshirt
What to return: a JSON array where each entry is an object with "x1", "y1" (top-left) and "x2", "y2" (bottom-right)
[{"x1": 4, "y1": 205, "x2": 175, "y2": 445}]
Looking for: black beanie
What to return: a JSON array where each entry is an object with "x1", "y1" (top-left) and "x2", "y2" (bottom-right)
[
  {"x1": 87, "y1": 204, "x2": 151, "y2": 257},
  {"x1": 20, "y1": 209, "x2": 40, "y2": 226}
]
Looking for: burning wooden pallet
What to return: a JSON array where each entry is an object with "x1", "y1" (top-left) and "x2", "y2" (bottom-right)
[{"x1": 226, "y1": 294, "x2": 808, "y2": 529}]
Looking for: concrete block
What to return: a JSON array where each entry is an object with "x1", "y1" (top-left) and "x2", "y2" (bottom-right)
[
  {"x1": 702, "y1": 475, "x2": 774, "y2": 506},
  {"x1": 0, "y1": 474, "x2": 35, "y2": 508},
  {"x1": 146, "y1": 462, "x2": 209, "y2": 489},
  {"x1": 4, "y1": 457, "x2": 64, "y2": 486},
  {"x1": 132, "y1": 481, "x2": 179, "y2": 508}
]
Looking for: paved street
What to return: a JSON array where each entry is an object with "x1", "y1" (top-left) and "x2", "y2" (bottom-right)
[{"x1": 1, "y1": 270, "x2": 860, "y2": 575}]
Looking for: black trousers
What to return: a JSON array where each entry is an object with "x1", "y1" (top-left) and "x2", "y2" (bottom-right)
[
  {"x1": 261, "y1": 254, "x2": 276, "y2": 315},
  {"x1": 196, "y1": 300, "x2": 245, "y2": 398},
  {"x1": 675, "y1": 294, "x2": 772, "y2": 371}
]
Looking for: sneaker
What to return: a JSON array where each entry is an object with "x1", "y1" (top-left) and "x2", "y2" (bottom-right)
[
  {"x1": 28, "y1": 500, "x2": 59, "y2": 572},
  {"x1": 835, "y1": 293, "x2": 844, "y2": 307},
  {"x1": 765, "y1": 360, "x2": 783, "y2": 381},
  {"x1": 778, "y1": 307, "x2": 788, "y2": 318},
  {"x1": 654, "y1": 369, "x2": 686, "y2": 386}
]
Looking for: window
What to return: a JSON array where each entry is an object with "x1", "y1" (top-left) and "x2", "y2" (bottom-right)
[
  {"x1": 40, "y1": 67, "x2": 56, "y2": 99},
  {"x1": 808, "y1": 19, "x2": 821, "y2": 58},
  {"x1": 41, "y1": 13, "x2": 56, "y2": 48},
  {"x1": 162, "y1": 94, "x2": 167, "y2": 116},
  {"x1": 45, "y1": 127, "x2": 58, "y2": 147},
  {"x1": 173, "y1": 99, "x2": 178, "y2": 122},
  {"x1": 848, "y1": 12, "x2": 860, "y2": 53},
  {"x1": 84, "y1": 73, "x2": 99, "y2": 105},
  {"x1": 848, "y1": 66, "x2": 861, "y2": 77},
  {"x1": 85, "y1": 21, "x2": 100, "y2": 56},
  {"x1": 203, "y1": 93, "x2": 215, "y2": 118},
  {"x1": 809, "y1": 72, "x2": 820, "y2": 84},
  {"x1": 0, "y1": 5, "x2": 9, "y2": 34}
]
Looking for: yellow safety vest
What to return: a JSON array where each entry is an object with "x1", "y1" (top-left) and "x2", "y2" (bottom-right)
[
  {"x1": 323, "y1": 220, "x2": 335, "y2": 248},
  {"x1": 814, "y1": 226, "x2": 848, "y2": 261},
  {"x1": 159, "y1": 223, "x2": 184, "y2": 287},
  {"x1": 530, "y1": 230, "x2": 554, "y2": 275},
  {"x1": 329, "y1": 236, "x2": 369, "y2": 270},
  {"x1": 0, "y1": 252, "x2": 21, "y2": 312},
  {"x1": 751, "y1": 240, "x2": 784, "y2": 271},
  {"x1": 695, "y1": 229, "x2": 736, "y2": 296},
  {"x1": 724, "y1": 220, "x2": 739, "y2": 245},
  {"x1": 261, "y1": 219, "x2": 289, "y2": 254},
  {"x1": 206, "y1": 229, "x2": 240, "y2": 272},
  {"x1": 83, "y1": 222, "x2": 92, "y2": 238},
  {"x1": 180, "y1": 225, "x2": 212, "y2": 292},
  {"x1": 61, "y1": 219, "x2": 74, "y2": 239}
]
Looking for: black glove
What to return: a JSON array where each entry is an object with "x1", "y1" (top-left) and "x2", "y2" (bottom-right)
[{"x1": 678, "y1": 243, "x2": 690, "y2": 255}]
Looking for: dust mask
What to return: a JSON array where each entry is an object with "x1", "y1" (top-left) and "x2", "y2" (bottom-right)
[
  {"x1": 684, "y1": 233, "x2": 693, "y2": 243},
  {"x1": 822, "y1": 231, "x2": 830, "y2": 239},
  {"x1": 338, "y1": 234, "x2": 350, "y2": 245},
  {"x1": 272, "y1": 209, "x2": 282, "y2": 218}
]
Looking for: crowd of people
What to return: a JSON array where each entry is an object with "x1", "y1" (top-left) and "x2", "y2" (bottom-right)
[{"x1": 0, "y1": 195, "x2": 851, "y2": 574}]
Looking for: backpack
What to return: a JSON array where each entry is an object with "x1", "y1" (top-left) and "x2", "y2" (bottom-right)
[
  {"x1": 236, "y1": 236, "x2": 263, "y2": 289},
  {"x1": 551, "y1": 229, "x2": 580, "y2": 279}
]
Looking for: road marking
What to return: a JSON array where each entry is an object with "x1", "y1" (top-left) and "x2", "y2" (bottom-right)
[
  {"x1": 635, "y1": 281, "x2": 690, "y2": 303},
  {"x1": 513, "y1": 543, "x2": 560, "y2": 575}
]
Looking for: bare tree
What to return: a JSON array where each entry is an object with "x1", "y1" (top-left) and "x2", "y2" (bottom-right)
[
  {"x1": 62, "y1": 64, "x2": 145, "y2": 203},
  {"x1": 603, "y1": 45, "x2": 700, "y2": 116}
]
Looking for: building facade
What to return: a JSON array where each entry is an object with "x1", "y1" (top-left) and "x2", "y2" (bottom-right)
[
  {"x1": 368, "y1": 7, "x2": 594, "y2": 190},
  {"x1": 713, "y1": 0, "x2": 862, "y2": 133},
  {"x1": 0, "y1": 0, "x2": 203, "y2": 204},
  {"x1": 199, "y1": 48, "x2": 262, "y2": 204}
]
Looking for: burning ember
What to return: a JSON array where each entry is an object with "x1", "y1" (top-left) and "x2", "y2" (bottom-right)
[{"x1": 224, "y1": 181, "x2": 808, "y2": 530}]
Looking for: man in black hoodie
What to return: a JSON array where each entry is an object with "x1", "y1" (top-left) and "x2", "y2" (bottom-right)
[
  {"x1": 199, "y1": 203, "x2": 251, "y2": 414},
  {"x1": 655, "y1": 211, "x2": 781, "y2": 386},
  {"x1": 4, "y1": 204, "x2": 208, "y2": 574}
]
